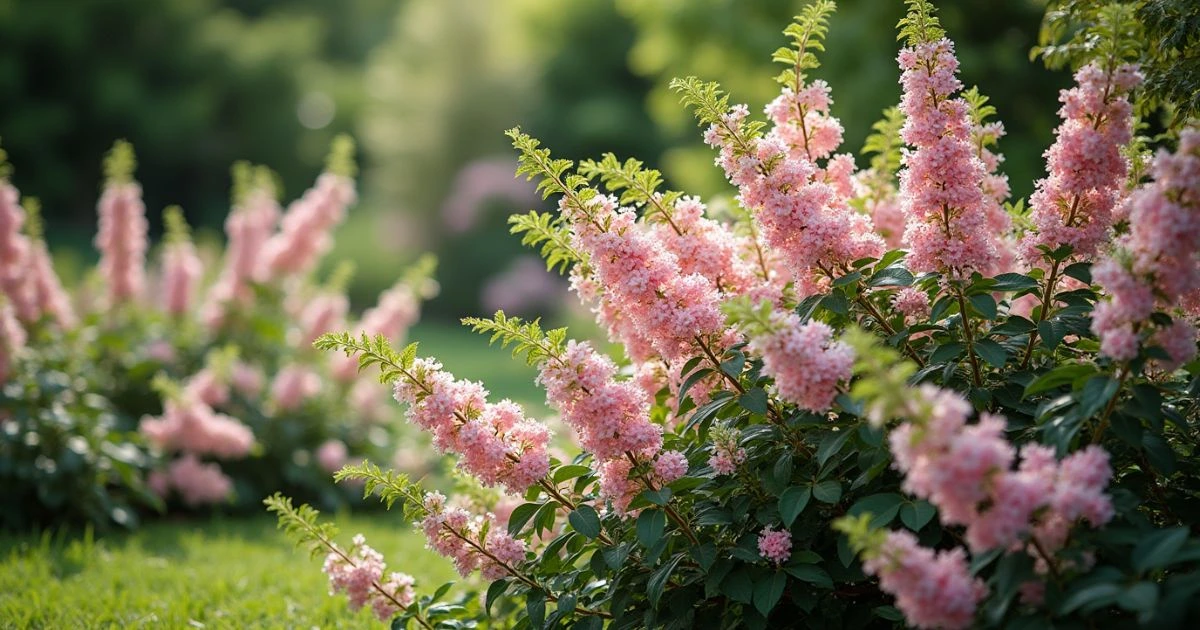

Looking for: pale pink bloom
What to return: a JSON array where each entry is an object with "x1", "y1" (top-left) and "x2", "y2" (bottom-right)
[
  {"x1": 481, "y1": 255, "x2": 565, "y2": 315},
  {"x1": 184, "y1": 368, "x2": 230, "y2": 408},
  {"x1": 371, "y1": 572, "x2": 416, "y2": 622},
  {"x1": 598, "y1": 457, "x2": 639, "y2": 516},
  {"x1": 757, "y1": 527, "x2": 792, "y2": 565},
  {"x1": 231, "y1": 361, "x2": 264, "y2": 397},
  {"x1": 441, "y1": 158, "x2": 537, "y2": 233},
  {"x1": 160, "y1": 239, "x2": 203, "y2": 317},
  {"x1": 140, "y1": 396, "x2": 254, "y2": 458},
  {"x1": 167, "y1": 454, "x2": 234, "y2": 506},
  {"x1": 27, "y1": 241, "x2": 76, "y2": 329},
  {"x1": 95, "y1": 181, "x2": 148, "y2": 303},
  {"x1": 0, "y1": 184, "x2": 36, "y2": 322},
  {"x1": 332, "y1": 282, "x2": 420, "y2": 382},
  {"x1": 144, "y1": 340, "x2": 177, "y2": 364},
  {"x1": 649, "y1": 195, "x2": 760, "y2": 297},
  {"x1": 862, "y1": 530, "x2": 987, "y2": 630},
  {"x1": 296, "y1": 291, "x2": 349, "y2": 347},
  {"x1": 271, "y1": 365, "x2": 321, "y2": 412},
  {"x1": 707, "y1": 425, "x2": 746, "y2": 476},
  {"x1": 892, "y1": 287, "x2": 931, "y2": 321},
  {"x1": 747, "y1": 313, "x2": 853, "y2": 412},
  {"x1": 653, "y1": 450, "x2": 688, "y2": 484},
  {"x1": 316, "y1": 439, "x2": 349, "y2": 474},
  {"x1": 0, "y1": 298, "x2": 26, "y2": 382},
  {"x1": 323, "y1": 534, "x2": 412, "y2": 620},
  {"x1": 201, "y1": 189, "x2": 280, "y2": 328},
  {"x1": 146, "y1": 470, "x2": 170, "y2": 498},
  {"x1": 261, "y1": 172, "x2": 356, "y2": 279}
]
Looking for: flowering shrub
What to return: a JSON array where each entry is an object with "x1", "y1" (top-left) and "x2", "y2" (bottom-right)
[
  {"x1": 266, "y1": 1, "x2": 1200, "y2": 627},
  {"x1": 0, "y1": 136, "x2": 436, "y2": 529}
]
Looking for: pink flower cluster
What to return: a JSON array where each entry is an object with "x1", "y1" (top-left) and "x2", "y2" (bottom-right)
[
  {"x1": 151, "y1": 454, "x2": 235, "y2": 506},
  {"x1": 862, "y1": 530, "x2": 987, "y2": 630},
  {"x1": 757, "y1": 526, "x2": 792, "y2": 565},
  {"x1": 261, "y1": 173, "x2": 355, "y2": 279},
  {"x1": 95, "y1": 180, "x2": 149, "y2": 304},
  {"x1": 316, "y1": 439, "x2": 349, "y2": 474},
  {"x1": 706, "y1": 82, "x2": 884, "y2": 292},
  {"x1": 746, "y1": 313, "x2": 853, "y2": 412},
  {"x1": 892, "y1": 287, "x2": 931, "y2": 321},
  {"x1": 332, "y1": 282, "x2": 420, "y2": 383},
  {"x1": 271, "y1": 364, "x2": 322, "y2": 412},
  {"x1": 323, "y1": 534, "x2": 416, "y2": 622},
  {"x1": 649, "y1": 195, "x2": 760, "y2": 297},
  {"x1": 889, "y1": 385, "x2": 1114, "y2": 553},
  {"x1": 0, "y1": 297, "x2": 25, "y2": 382},
  {"x1": 1092, "y1": 128, "x2": 1200, "y2": 366},
  {"x1": 896, "y1": 39, "x2": 1000, "y2": 277},
  {"x1": 1, "y1": 183, "x2": 76, "y2": 328},
  {"x1": 419, "y1": 492, "x2": 527, "y2": 580},
  {"x1": 296, "y1": 291, "x2": 349, "y2": 348},
  {"x1": 141, "y1": 396, "x2": 255, "y2": 459},
  {"x1": 161, "y1": 238, "x2": 203, "y2": 317},
  {"x1": 707, "y1": 425, "x2": 746, "y2": 476},
  {"x1": 393, "y1": 359, "x2": 550, "y2": 493},
  {"x1": 203, "y1": 187, "x2": 280, "y2": 328},
  {"x1": 565, "y1": 194, "x2": 725, "y2": 364},
  {"x1": 1020, "y1": 63, "x2": 1142, "y2": 264}
]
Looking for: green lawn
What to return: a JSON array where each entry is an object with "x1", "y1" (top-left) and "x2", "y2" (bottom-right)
[{"x1": 0, "y1": 513, "x2": 460, "y2": 627}]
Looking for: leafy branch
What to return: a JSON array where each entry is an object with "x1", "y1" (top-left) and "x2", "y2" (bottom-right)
[
  {"x1": 507, "y1": 210, "x2": 584, "y2": 275},
  {"x1": 507, "y1": 127, "x2": 595, "y2": 206},
  {"x1": 325, "y1": 134, "x2": 357, "y2": 178},
  {"x1": 861, "y1": 106, "x2": 906, "y2": 177},
  {"x1": 773, "y1": 0, "x2": 836, "y2": 89},
  {"x1": 671, "y1": 76, "x2": 767, "y2": 156},
  {"x1": 461, "y1": 310, "x2": 568, "y2": 367},
  {"x1": 313, "y1": 332, "x2": 418, "y2": 384},
  {"x1": 264, "y1": 493, "x2": 341, "y2": 560},
  {"x1": 897, "y1": 0, "x2": 945, "y2": 46},
  {"x1": 335, "y1": 460, "x2": 427, "y2": 520},
  {"x1": 103, "y1": 139, "x2": 137, "y2": 185}
]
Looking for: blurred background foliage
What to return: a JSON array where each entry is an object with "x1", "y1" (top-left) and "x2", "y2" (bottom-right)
[{"x1": 1, "y1": 0, "x2": 1071, "y2": 322}]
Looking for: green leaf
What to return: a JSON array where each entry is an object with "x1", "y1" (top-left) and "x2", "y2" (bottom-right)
[
  {"x1": 721, "y1": 568, "x2": 754, "y2": 603},
  {"x1": 648, "y1": 554, "x2": 683, "y2": 608},
  {"x1": 642, "y1": 487, "x2": 673, "y2": 506},
  {"x1": 990, "y1": 273, "x2": 1039, "y2": 291},
  {"x1": 899, "y1": 501, "x2": 936, "y2": 531},
  {"x1": 813, "y1": 480, "x2": 842, "y2": 504},
  {"x1": 930, "y1": 342, "x2": 965, "y2": 364},
  {"x1": 847, "y1": 493, "x2": 904, "y2": 528},
  {"x1": 969, "y1": 293, "x2": 998, "y2": 320},
  {"x1": 1038, "y1": 318, "x2": 1066, "y2": 350},
  {"x1": 485, "y1": 579, "x2": 510, "y2": 615},
  {"x1": 526, "y1": 588, "x2": 546, "y2": 627},
  {"x1": 637, "y1": 509, "x2": 666, "y2": 548},
  {"x1": 779, "y1": 486, "x2": 812, "y2": 527},
  {"x1": 817, "y1": 430, "x2": 853, "y2": 468},
  {"x1": 1060, "y1": 582, "x2": 1121, "y2": 614},
  {"x1": 974, "y1": 339, "x2": 1008, "y2": 368},
  {"x1": 568, "y1": 505, "x2": 601, "y2": 540},
  {"x1": 1116, "y1": 581, "x2": 1159, "y2": 613},
  {"x1": 753, "y1": 571, "x2": 788, "y2": 616},
  {"x1": 553, "y1": 465, "x2": 592, "y2": 483},
  {"x1": 1063, "y1": 262, "x2": 1092, "y2": 285},
  {"x1": 989, "y1": 316, "x2": 1035, "y2": 336},
  {"x1": 1133, "y1": 527, "x2": 1189, "y2": 573},
  {"x1": 1024, "y1": 363, "x2": 1097, "y2": 396},
  {"x1": 738, "y1": 388, "x2": 769, "y2": 415},
  {"x1": 784, "y1": 564, "x2": 833, "y2": 589},
  {"x1": 1078, "y1": 375, "x2": 1119, "y2": 419},
  {"x1": 867, "y1": 266, "x2": 915, "y2": 287}
]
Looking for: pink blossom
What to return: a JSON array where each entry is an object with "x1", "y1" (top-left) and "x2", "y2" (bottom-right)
[
  {"x1": 261, "y1": 172, "x2": 355, "y2": 279},
  {"x1": 862, "y1": 530, "x2": 987, "y2": 630},
  {"x1": 331, "y1": 282, "x2": 420, "y2": 383},
  {"x1": 652, "y1": 450, "x2": 688, "y2": 484},
  {"x1": 1020, "y1": 63, "x2": 1142, "y2": 264},
  {"x1": 161, "y1": 239, "x2": 203, "y2": 317},
  {"x1": 323, "y1": 533, "x2": 413, "y2": 620},
  {"x1": 166, "y1": 454, "x2": 234, "y2": 506},
  {"x1": 140, "y1": 396, "x2": 254, "y2": 459},
  {"x1": 202, "y1": 188, "x2": 279, "y2": 328},
  {"x1": 892, "y1": 287, "x2": 931, "y2": 321},
  {"x1": 296, "y1": 291, "x2": 349, "y2": 347},
  {"x1": 707, "y1": 425, "x2": 746, "y2": 476},
  {"x1": 316, "y1": 439, "x2": 349, "y2": 473},
  {"x1": 27, "y1": 241, "x2": 76, "y2": 329},
  {"x1": 271, "y1": 365, "x2": 321, "y2": 412},
  {"x1": 0, "y1": 298, "x2": 25, "y2": 382},
  {"x1": 0, "y1": 183, "x2": 37, "y2": 323},
  {"x1": 231, "y1": 361, "x2": 264, "y2": 397},
  {"x1": 747, "y1": 313, "x2": 853, "y2": 412},
  {"x1": 757, "y1": 527, "x2": 792, "y2": 565},
  {"x1": 95, "y1": 181, "x2": 148, "y2": 304}
]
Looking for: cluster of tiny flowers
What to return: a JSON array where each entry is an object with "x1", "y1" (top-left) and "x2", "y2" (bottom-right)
[
  {"x1": 295, "y1": 291, "x2": 349, "y2": 348},
  {"x1": 270, "y1": 364, "x2": 322, "y2": 412},
  {"x1": 648, "y1": 195, "x2": 760, "y2": 297},
  {"x1": 148, "y1": 453, "x2": 235, "y2": 506},
  {"x1": 261, "y1": 172, "x2": 356, "y2": 279},
  {"x1": 393, "y1": 359, "x2": 550, "y2": 493},
  {"x1": 891, "y1": 287, "x2": 931, "y2": 322},
  {"x1": 757, "y1": 527, "x2": 792, "y2": 565},
  {"x1": 861, "y1": 530, "x2": 987, "y2": 630},
  {"x1": 202, "y1": 187, "x2": 280, "y2": 328},
  {"x1": 0, "y1": 298, "x2": 25, "y2": 382},
  {"x1": 564, "y1": 194, "x2": 725, "y2": 364},
  {"x1": 141, "y1": 369, "x2": 254, "y2": 460},
  {"x1": 746, "y1": 312, "x2": 853, "y2": 412},
  {"x1": 419, "y1": 492, "x2": 527, "y2": 579},
  {"x1": 161, "y1": 237, "x2": 203, "y2": 317},
  {"x1": 888, "y1": 385, "x2": 1114, "y2": 554},
  {"x1": 0, "y1": 182, "x2": 75, "y2": 329},
  {"x1": 332, "y1": 282, "x2": 420, "y2": 382},
  {"x1": 1092, "y1": 129, "x2": 1200, "y2": 365},
  {"x1": 1020, "y1": 63, "x2": 1142, "y2": 265},
  {"x1": 316, "y1": 438, "x2": 349, "y2": 474},
  {"x1": 323, "y1": 534, "x2": 416, "y2": 622},
  {"x1": 706, "y1": 83, "x2": 884, "y2": 293},
  {"x1": 95, "y1": 178, "x2": 149, "y2": 303},
  {"x1": 896, "y1": 39, "x2": 1000, "y2": 277},
  {"x1": 707, "y1": 425, "x2": 746, "y2": 475}
]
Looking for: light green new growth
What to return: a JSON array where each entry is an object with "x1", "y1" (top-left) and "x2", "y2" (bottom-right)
[
  {"x1": 205, "y1": 345, "x2": 241, "y2": 380},
  {"x1": 103, "y1": 140, "x2": 137, "y2": 185},
  {"x1": 150, "y1": 372, "x2": 183, "y2": 402},
  {"x1": 401, "y1": 253, "x2": 440, "y2": 299},
  {"x1": 264, "y1": 493, "x2": 342, "y2": 560},
  {"x1": 508, "y1": 210, "x2": 584, "y2": 275},
  {"x1": 843, "y1": 327, "x2": 917, "y2": 427},
  {"x1": 897, "y1": 0, "x2": 945, "y2": 47},
  {"x1": 23, "y1": 197, "x2": 43, "y2": 241},
  {"x1": 162, "y1": 205, "x2": 191, "y2": 245},
  {"x1": 1033, "y1": 2, "x2": 1141, "y2": 72},
  {"x1": 671, "y1": 77, "x2": 767, "y2": 156},
  {"x1": 862, "y1": 106, "x2": 906, "y2": 175},
  {"x1": 461, "y1": 310, "x2": 568, "y2": 367},
  {"x1": 231, "y1": 161, "x2": 279, "y2": 206},
  {"x1": 0, "y1": 136, "x2": 10, "y2": 180},
  {"x1": 773, "y1": 0, "x2": 836, "y2": 90},
  {"x1": 314, "y1": 331, "x2": 419, "y2": 385},
  {"x1": 832, "y1": 513, "x2": 888, "y2": 560},
  {"x1": 578, "y1": 153, "x2": 683, "y2": 218},
  {"x1": 721, "y1": 296, "x2": 782, "y2": 338},
  {"x1": 334, "y1": 460, "x2": 427, "y2": 520},
  {"x1": 325, "y1": 134, "x2": 358, "y2": 178},
  {"x1": 963, "y1": 86, "x2": 1003, "y2": 154},
  {"x1": 325, "y1": 260, "x2": 356, "y2": 294},
  {"x1": 507, "y1": 127, "x2": 594, "y2": 204}
]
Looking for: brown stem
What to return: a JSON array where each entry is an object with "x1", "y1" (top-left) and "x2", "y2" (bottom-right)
[
  {"x1": 625, "y1": 452, "x2": 700, "y2": 546},
  {"x1": 954, "y1": 286, "x2": 984, "y2": 387},
  {"x1": 311, "y1": 524, "x2": 435, "y2": 629},
  {"x1": 1029, "y1": 535, "x2": 1063, "y2": 586},
  {"x1": 1020, "y1": 246, "x2": 1064, "y2": 369}
]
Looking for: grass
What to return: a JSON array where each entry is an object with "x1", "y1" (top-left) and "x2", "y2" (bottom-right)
[{"x1": 0, "y1": 512, "x2": 461, "y2": 628}]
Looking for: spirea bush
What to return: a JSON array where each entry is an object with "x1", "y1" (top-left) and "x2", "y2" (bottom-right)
[
  {"x1": 262, "y1": 0, "x2": 1195, "y2": 627},
  {"x1": 0, "y1": 136, "x2": 437, "y2": 530}
]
